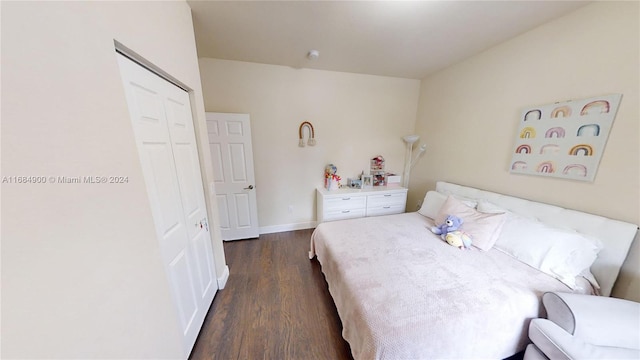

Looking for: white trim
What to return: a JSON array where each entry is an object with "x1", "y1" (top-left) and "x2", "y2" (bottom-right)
[
  {"x1": 259, "y1": 221, "x2": 316, "y2": 235},
  {"x1": 217, "y1": 265, "x2": 230, "y2": 289}
]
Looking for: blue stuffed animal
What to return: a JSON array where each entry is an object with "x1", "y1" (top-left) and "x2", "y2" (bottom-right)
[{"x1": 431, "y1": 215, "x2": 464, "y2": 240}]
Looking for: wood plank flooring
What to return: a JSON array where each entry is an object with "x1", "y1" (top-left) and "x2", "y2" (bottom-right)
[{"x1": 189, "y1": 229, "x2": 353, "y2": 360}]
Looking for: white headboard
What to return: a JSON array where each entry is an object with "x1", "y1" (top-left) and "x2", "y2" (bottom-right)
[{"x1": 436, "y1": 181, "x2": 638, "y2": 297}]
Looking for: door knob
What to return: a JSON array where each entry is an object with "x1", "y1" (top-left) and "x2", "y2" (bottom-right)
[
  {"x1": 195, "y1": 218, "x2": 209, "y2": 232},
  {"x1": 244, "y1": 185, "x2": 254, "y2": 190}
]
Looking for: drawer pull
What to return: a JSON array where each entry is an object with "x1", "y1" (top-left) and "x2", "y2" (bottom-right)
[
  {"x1": 384, "y1": 194, "x2": 392, "y2": 197},
  {"x1": 342, "y1": 210, "x2": 351, "y2": 213},
  {"x1": 383, "y1": 206, "x2": 391, "y2": 209},
  {"x1": 342, "y1": 197, "x2": 351, "y2": 200}
]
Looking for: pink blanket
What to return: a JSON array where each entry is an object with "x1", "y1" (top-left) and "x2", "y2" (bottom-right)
[{"x1": 310, "y1": 212, "x2": 581, "y2": 359}]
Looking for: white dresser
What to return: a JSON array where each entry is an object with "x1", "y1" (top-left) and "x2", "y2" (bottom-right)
[{"x1": 316, "y1": 186, "x2": 408, "y2": 223}]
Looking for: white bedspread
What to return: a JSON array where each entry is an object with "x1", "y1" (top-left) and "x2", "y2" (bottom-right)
[{"x1": 310, "y1": 212, "x2": 580, "y2": 360}]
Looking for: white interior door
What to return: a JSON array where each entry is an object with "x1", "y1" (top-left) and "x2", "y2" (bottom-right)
[
  {"x1": 117, "y1": 54, "x2": 217, "y2": 357},
  {"x1": 206, "y1": 112, "x2": 259, "y2": 241}
]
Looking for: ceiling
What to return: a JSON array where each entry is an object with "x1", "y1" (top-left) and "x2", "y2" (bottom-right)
[{"x1": 188, "y1": 1, "x2": 589, "y2": 80}]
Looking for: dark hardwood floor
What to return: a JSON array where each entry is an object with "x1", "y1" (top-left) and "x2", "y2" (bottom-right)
[{"x1": 189, "y1": 229, "x2": 353, "y2": 360}]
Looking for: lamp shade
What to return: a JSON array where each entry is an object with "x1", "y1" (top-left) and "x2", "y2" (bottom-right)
[{"x1": 402, "y1": 135, "x2": 419, "y2": 144}]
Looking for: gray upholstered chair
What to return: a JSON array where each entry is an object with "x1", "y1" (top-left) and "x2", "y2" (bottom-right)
[{"x1": 524, "y1": 292, "x2": 640, "y2": 360}]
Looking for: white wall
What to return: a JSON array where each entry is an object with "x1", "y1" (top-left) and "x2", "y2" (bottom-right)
[
  {"x1": 1, "y1": 1, "x2": 226, "y2": 358},
  {"x1": 199, "y1": 59, "x2": 420, "y2": 232},
  {"x1": 411, "y1": 2, "x2": 640, "y2": 301}
]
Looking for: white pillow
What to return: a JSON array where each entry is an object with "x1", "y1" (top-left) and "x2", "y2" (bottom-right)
[
  {"x1": 577, "y1": 268, "x2": 601, "y2": 295},
  {"x1": 418, "y1": 191, "x2": 479, "y2": 219},
  {"x1": 418, "y1": 191, "x2": 447, "y2": 219},
  {"x1": 494, "y1": 213, "x2": 601, "y2": 289},
  {"x1": 477, "y1": 200, "x2": 506, "y2": 214}
]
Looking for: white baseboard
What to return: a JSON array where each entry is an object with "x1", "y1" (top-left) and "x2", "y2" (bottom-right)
[
  {"x1": 217, "y1": 265, "x2": 230, "y2": 289},
  {"x1": 259, "y1": 221, "x2": 317, "y2": 235}
]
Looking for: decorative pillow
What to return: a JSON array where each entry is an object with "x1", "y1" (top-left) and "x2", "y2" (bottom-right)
[
  {"x1": 434, "y1": 196, "x2": 506, "y2": 251},
  {"x1": 434, "y1": 196, "x2": 476, "y2": 224},
  {"x1": 493, "y1": 214, "x2": 601, "y2": 289},
  {"x1": 464, "y1": 212, "x2": 508, "y2": 251}
]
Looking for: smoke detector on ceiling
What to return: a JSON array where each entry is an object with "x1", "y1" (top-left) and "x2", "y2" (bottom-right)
[{"x1": 307, "y1": 50, "x2": 320, "y2": 60}]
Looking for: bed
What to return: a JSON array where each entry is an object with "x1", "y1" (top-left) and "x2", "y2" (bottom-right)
[{"x1": 309, "y1": 181, "x2": 638, "y2": 359}]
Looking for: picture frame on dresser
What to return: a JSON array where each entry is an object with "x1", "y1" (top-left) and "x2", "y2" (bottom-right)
[{"x1": 362, "y1": 175, "x2": 373, "y2": 189}]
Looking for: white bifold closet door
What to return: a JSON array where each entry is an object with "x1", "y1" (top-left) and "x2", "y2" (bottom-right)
[{"x1": 117, "y1": 53, "x2": 217, "y2": 358}]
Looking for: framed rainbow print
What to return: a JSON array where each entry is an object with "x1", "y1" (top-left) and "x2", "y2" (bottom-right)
[{"x1": 509, "y1": 93, "x2": 622, "y2": 182}]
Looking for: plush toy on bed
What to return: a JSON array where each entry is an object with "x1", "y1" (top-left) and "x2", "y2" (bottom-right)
[
  {"x1": 431, "y1": 215, "x2": 473, "y2": 249},
  {"x1": 445, "y1": 231, "x2": 473, "y2": 250},
  {"x1": 431, "y1": 215, "x2": 464, "y2": 239}
]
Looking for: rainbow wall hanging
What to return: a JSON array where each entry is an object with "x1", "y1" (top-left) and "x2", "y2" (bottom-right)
[{"x1": 509, "y1": 93, "x2": 621, "y2": 182}]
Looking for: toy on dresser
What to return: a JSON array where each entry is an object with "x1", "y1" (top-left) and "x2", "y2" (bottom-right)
[
  {"x1": 370, "y1": 155, "x2": 386, "y2": 186},
  {"x1": 324, "y1": 164, "x2": 341, "y2": 190}
]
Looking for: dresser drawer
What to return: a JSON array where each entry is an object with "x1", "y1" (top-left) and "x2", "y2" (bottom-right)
[
  {"x1": 366, "y1": 203, "x2": 406, "y2": 217},
  {"x1": 323, "y1": 208, "x2": 367, "y2": 222},
  {"x1": 324, "y1": 195, "x2": 367, "y2": 211},
  {"x1": 316, "y1": 187, "x2": 407, "y2": 223},
  {"x1": 367, "y1": 192, "x2": 406, "y2": 207}
]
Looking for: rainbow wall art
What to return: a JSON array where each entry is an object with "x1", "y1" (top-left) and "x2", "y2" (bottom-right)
[{"x1": 509, "y1": 93, "x2": 621, "y2": 182}]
